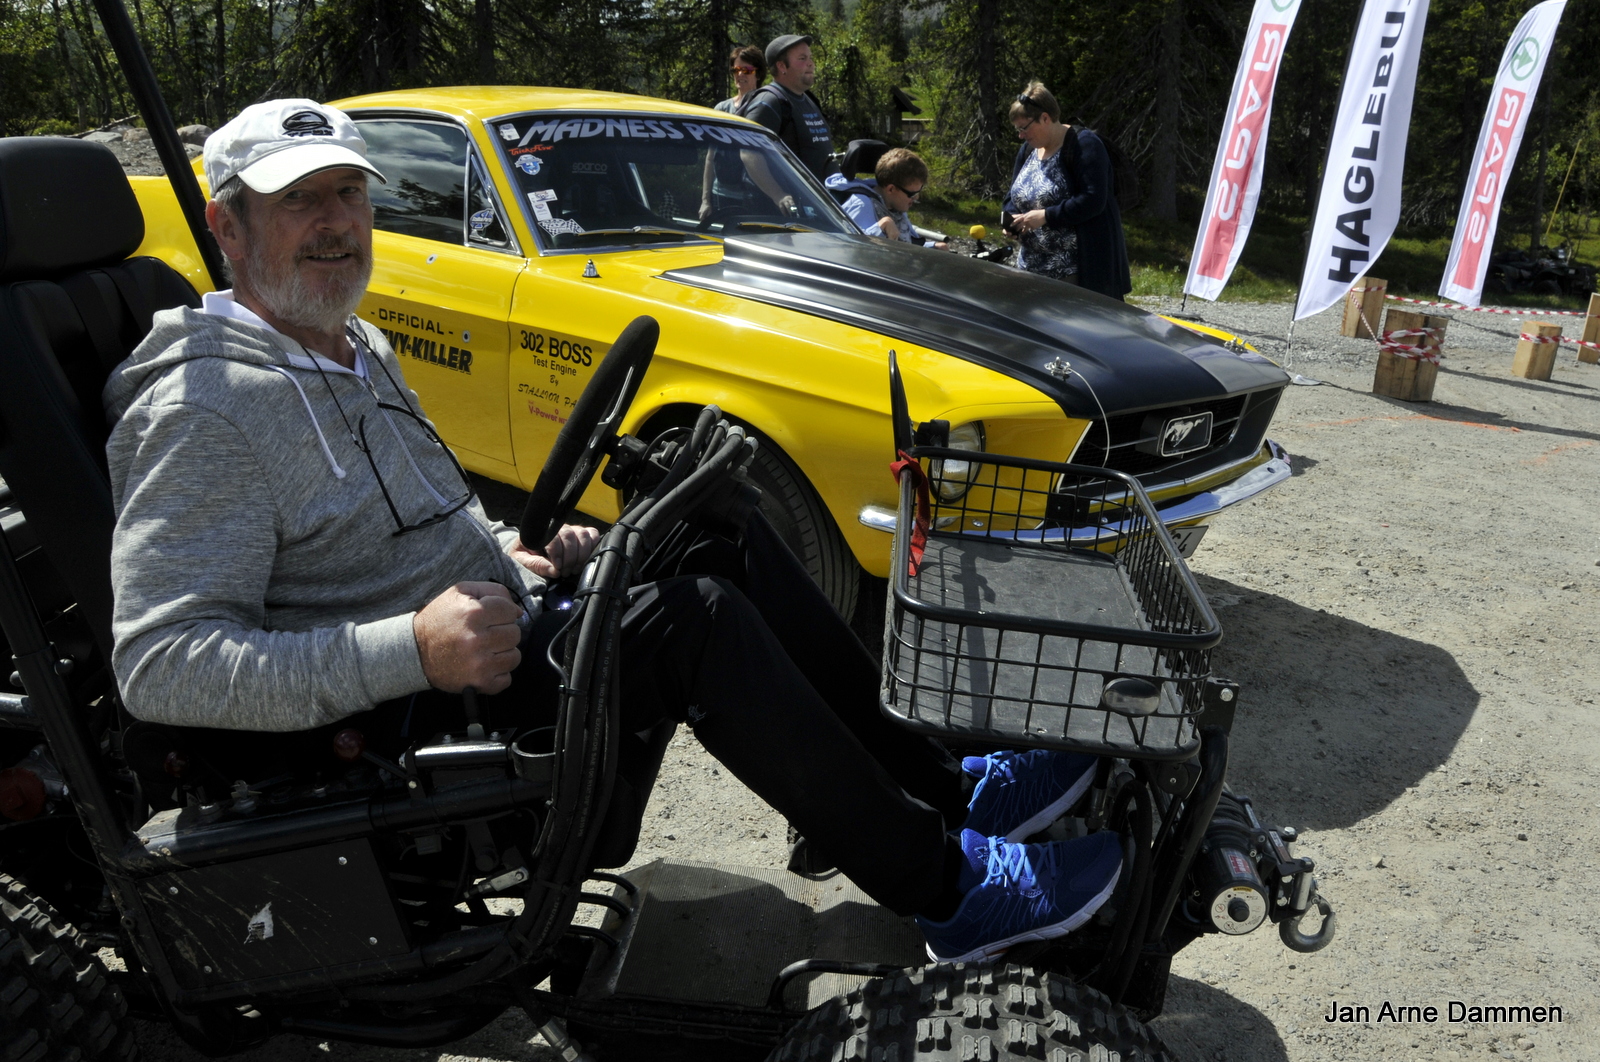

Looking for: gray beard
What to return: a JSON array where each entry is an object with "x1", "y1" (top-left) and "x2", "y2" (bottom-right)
[{"x1": 241, "y1": 236, "x2": 372, "y2": 336}]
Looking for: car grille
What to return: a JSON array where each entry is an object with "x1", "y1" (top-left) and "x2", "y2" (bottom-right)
[{"x1": 1071, "y1": 394, "x2": 1255, "y2": 478}]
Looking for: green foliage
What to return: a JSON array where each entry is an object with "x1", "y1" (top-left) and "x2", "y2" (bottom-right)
[
  {"x1": 804, "y1": 9, "x2": 902, "y2": 144},
  {"x1": 9, "y1": 0, "x2": 1600, "y2": 302}
]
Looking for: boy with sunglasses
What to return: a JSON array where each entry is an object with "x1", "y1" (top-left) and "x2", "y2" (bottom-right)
[{"x1": 830, "y1": 148, "x2": 949, "y2": 250}]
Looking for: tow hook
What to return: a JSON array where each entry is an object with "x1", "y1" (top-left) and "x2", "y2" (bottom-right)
[{"x1": 1280, "y1": 894, "x2": 1337, "y2": 953}]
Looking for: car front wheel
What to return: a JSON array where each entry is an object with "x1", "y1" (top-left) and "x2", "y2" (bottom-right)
[{"x1": 738, "y1": 425, "x2": 861, "y2": 623}]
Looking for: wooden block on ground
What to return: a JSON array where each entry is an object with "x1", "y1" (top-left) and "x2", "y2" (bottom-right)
[
  {"x1": 1513, "y1": 321, "x2": 1561, "y2": 381},
  {"x1": 1340, "y1": 275, "x2": 1387, "y2": 339},
  {"x1": 1373, "y1": 351, "x2": 1439, "y2": 402},
  {"x1": 1372, "y1": 308, "x2": 1445, "y2": 401},
  {"x1": 1581, "y1": 293, "x2": 1600, "y2": 365}
]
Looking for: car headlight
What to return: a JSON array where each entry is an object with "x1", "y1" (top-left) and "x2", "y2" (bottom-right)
[{"x1": 932, "y1": 422, "x2": 985, "y2": 502}]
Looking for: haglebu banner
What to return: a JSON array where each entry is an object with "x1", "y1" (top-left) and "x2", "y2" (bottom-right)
[
  {"x1": 1439, "y1": 0, "x2": 1566, "y2": 306},
  {"x1": 1186, "y1": 0, "x2": 1303, "y2": 301},
  {"x1": 1294, "y1": 0, "x2": 1429, "y2": 321}
]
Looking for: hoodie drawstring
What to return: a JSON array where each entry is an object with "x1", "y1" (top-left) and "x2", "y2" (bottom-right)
[{"x1": 266, "y1": 366, "x2": 347, "y2": 479}]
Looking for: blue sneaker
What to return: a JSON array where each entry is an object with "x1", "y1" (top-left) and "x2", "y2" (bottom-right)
[
  {"x1": 963, "y1": 750, "x2": 1098, "y2": 841},
  {"x1": 916, "y1": 829, "x2": 1122, "y2": 963}
]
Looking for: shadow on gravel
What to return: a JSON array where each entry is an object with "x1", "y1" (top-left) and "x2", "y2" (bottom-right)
[
  {"x1": 1196, "y1": 575, "x2": 1478, "y2": 832},
  {"x1": 1364, "y1": 394, "x2": 1600, "y2": 443},
  {"x1": 1436, "y1": 365, "x2": 1600, "y2": 398},
  {"x1": 1286, "y1": 453, "x2": 1318, "y2": 476},
  {"x1": 1153, "y1": 976, "x2": 1289, "y2": 1062}
]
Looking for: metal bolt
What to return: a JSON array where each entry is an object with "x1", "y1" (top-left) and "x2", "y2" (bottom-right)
[
  {"x1": 408, "y1": 780, "x2": 419, "y2": 789},
  {"x1": 338, "y1": 856, "x2": 348, "y2": 866},
  {"x1": 168, "y1": 886, "x2": 178, "y2": 895},
  {"x1": 368, "y1": 936, "x2": 378, "y2": 945},
  {"x1": 1281, "y1": 826, "x2": 1298, "y2": 840},
  {"x1": 1220, "y1": 688, "x2": 1235, "y2": 702},
  {"x1": 203, "y1": 965, "x2": 212, "y2": 974}
]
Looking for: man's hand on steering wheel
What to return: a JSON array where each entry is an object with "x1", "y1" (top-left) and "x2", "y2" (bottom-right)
[{"x1": 511, "y1": 523, "x2": 602, "y2": 580}]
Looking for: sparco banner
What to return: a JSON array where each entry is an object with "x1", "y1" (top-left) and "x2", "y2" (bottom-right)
[
  {"x1": 1294, "y1": 0, "x2": 1430, "y2": 321},
  {"x1": 1439, "y1": 0, "x2": 1566, "y2": 306},
  {"x1": 1186, "y1": 0, "x2": 1303, "y2": 301}
]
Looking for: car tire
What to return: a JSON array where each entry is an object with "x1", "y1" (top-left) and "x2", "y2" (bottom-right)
[
  {"x1": 767, "y1": 963, "x2": 1172, "y2": 1062},
  {"x1": 0, "y1": 873, "x2": 139, "y2": 1062},
  {"x1": 738, "y1": 426, "x2": 860, "y2": 623}
]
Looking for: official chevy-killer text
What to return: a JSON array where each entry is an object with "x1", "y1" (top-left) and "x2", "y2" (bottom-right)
[{"x1": 370, "y1": 308, "x2": 472, "y2": 375}]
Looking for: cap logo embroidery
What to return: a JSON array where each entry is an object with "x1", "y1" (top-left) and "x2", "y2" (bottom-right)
[{"x1": 282, "y1": 110, "x2": 335, "y2": 138}]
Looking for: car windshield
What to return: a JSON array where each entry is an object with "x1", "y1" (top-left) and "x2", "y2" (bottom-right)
[{"x1": 488, "y1": 111, "x2": 857, "y2": 251}]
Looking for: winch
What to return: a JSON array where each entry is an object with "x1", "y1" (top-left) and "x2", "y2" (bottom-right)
[{"x1": 1182, "y1": 791, "x2": 1334, "y2": 951}]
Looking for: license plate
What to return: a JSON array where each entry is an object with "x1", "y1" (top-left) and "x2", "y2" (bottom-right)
[{"x1": 1167, "y1": 524, "x2": 1208, "y2": 558}]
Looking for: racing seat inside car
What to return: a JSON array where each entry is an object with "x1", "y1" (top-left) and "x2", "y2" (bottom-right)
[{"x1": 0, "y1": 136, "x2": 667, "y2": 867}]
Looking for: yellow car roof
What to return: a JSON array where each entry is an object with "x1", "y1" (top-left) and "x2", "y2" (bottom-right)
[{"x1": 330, "y1": 87, "x2": 745, "y2": 125}]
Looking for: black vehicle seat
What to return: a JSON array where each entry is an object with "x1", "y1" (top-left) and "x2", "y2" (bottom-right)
[{"x1": 0, "y1": 137, "x2": 201, "y2": 665}]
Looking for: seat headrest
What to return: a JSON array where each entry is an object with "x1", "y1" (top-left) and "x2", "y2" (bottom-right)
[
  {"x1": 0, "y1": 138, "x2": 145, "y2": 282},
  {"x1": 841, "y1": 139, "x2": 890, "y2": 180}
]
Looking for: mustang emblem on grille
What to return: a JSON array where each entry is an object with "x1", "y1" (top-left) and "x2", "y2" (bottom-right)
[{"x1": 1160, "y1": 412, "x2": 1213, "y2": 457}]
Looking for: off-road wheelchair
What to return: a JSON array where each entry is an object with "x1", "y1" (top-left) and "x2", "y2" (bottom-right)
[{"x1": 0, "y1": 135, "x2": 1332, "y2": 1062}]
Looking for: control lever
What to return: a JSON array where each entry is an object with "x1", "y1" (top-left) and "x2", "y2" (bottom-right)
[{"x1": 462, "y1": 686, "x2": 486, "y2": 740}]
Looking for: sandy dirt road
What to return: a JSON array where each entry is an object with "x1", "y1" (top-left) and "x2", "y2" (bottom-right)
[{"x1": 134, "y1": 299, "x2": 1600, "y2": 1061}]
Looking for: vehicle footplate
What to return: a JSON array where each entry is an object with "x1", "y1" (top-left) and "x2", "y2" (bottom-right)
[{"x1": 579, "y1": 859, "x2": 925, "y2": 1012}]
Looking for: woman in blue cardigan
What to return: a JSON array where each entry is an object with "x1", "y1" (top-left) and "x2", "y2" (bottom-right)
[{"x1": 1002, "y1": 82, "x2": 1131, "y2": 300}]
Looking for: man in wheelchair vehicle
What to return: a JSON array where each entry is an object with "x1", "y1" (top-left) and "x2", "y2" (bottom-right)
[{"x1": 103, "y1": 99, "x2": 1123, "y2": 965}]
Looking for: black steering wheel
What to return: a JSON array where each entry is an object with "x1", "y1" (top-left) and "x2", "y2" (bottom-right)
[{"x1": 517, "y1": 315, "x2": 659, "y2": 552}]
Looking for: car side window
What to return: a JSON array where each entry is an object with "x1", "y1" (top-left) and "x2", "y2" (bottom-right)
[
  {"x1": 356, "y1": 119, "x2": 468, "y2": 245},
  {"x1": 466, "y1": 152, "x2": 515, "y2": 252}
]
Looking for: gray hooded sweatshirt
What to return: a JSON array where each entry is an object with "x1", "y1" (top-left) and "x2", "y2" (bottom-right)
[{"x1": 103, "y1": 306, "x2": 544, "y2": 731}]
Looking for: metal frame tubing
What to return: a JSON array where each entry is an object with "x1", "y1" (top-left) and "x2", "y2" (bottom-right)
[
  {"x1": 89, "y1": 0, "x2": 228, "y2": 291},
  {"x1": 1145, "y1": 726, "x2": 1230, "y2": 942},
  {"x1": 0, "y1": 522, "x2": 197, "y2": 1017}
]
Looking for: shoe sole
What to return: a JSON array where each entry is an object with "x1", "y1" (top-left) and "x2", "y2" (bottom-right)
[
  {"x1": 1000, "y1": 762, "x2": 1097, "y2": 842},
  {"x1": 923, "y1": 860, "x2": 1122, "y2": 964}
]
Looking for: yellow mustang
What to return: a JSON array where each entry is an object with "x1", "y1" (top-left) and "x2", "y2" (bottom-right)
[{"x1": 129, "y1": 87, "x2": 1291, "y2": 620}]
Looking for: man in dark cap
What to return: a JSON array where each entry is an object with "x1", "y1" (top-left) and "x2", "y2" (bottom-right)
[{"x1": 737, "y1": 34, "x2": 837, "y2": 182}]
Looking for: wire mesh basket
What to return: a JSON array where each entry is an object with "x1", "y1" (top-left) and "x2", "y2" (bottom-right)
[{"x1": 880, "y1": 447, "x2": 1221, "y2": 761}]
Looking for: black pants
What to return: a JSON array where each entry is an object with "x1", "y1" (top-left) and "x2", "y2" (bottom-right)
[{"x1": 402, "y1": 515, "x2": 966, "y2": 916}]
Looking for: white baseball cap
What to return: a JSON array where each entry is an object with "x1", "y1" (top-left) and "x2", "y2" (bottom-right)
[{"x1": 204, "y1": 99, "x2": 386, "y2": 195}]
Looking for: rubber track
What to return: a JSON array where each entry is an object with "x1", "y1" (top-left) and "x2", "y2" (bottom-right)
[
  {"x1": 0, "y1": 874, "x2": 138, "y2": 1062},
  {"x1": 767, "y1": 962, "x2": 1173, "y2": 1062}
]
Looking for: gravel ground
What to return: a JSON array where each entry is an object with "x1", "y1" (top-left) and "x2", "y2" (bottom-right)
[{"x1": 128, "y1": 292, "x2": 1599, "y2": 1061}]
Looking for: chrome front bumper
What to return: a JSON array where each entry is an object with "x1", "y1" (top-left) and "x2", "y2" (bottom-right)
[{"x1": 857, "y1": 439, "x2": 1292, "y2": 540}]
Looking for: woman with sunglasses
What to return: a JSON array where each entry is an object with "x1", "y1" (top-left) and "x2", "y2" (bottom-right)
[
  {"x1": 1002, "y1": 81, "x2": 1130, "y2": 299},
  {"x1": 699, "y1": 45, "x2": 767, "y2": 222}
]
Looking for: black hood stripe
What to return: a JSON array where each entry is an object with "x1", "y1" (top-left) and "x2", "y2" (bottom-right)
[{"x1": 663, "y1": 233, "x2": 1287, "y2": 417}]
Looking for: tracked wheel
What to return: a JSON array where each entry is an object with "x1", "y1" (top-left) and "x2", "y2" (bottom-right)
[
  {"x1": 0, "y1": 873, "x2": 138, "y2": 1062},
  {"x1": 768, "y1": 962, "x2": 1171, "y2": 1062}
]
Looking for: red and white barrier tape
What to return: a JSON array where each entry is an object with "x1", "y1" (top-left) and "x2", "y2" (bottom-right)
[
  {"x1": 1386, "y1": 294, "x2": 1594, "y2": 317},
  {"x1": 1380, "y1": 328, "x2": 1441, "y2": 363},
  {"x1": 1519, "y1": 332, "x2": 1600, "y2": 352}
]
